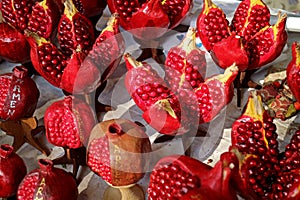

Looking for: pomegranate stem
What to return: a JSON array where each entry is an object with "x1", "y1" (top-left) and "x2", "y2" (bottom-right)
[{"x1": 0, "y1": 144, "x2": 14, "y2": 158}]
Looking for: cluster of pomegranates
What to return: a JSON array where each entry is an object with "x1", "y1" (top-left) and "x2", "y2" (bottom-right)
[
  {"x1": 0, "y1": 143, "x2": 78, "y2": 199},
  {"x1": 1, "y1": 0, "x2": 300, "y2": 199},
  {"x1": 147, "y1": 91, "x2": 300, "y2": 199},
  {"x1": 0, "y1": 0, "x2": 124, "y2": 95}
]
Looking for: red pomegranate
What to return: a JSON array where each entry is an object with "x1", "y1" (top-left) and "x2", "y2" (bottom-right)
[
  {"x1": 124, "y1": 53, "x2": 184, "y2": 135},
  {"x1": 148, "y1": 152, "x2": 239, "y2": 199},
  {"x1": 0, "y1": 144, "x2": 27, "y2": 198},
  {"x1": 0, "y1": 22, "x2": 31, "y2": 64},
  {"x1": 44, "y1": 95, "x2": 97, "y2": 149},
  {"x1": 17, "y1": 159, "x2": 78, "y2": 200},
  {"x1": 0, "y1": 66, "x2": 40, "y2": 121},
  {"x1": 230, "y1": 90, "x2": 300, "y2": 199}
]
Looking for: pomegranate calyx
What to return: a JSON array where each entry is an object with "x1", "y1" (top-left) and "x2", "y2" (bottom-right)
[
  {"x1": 0, "y1": 144, "x2": 14, "y2": 159},
  {"x1": 39, "y1": 0, "x2": 49, "y2": 8},
  {"x1": 63, "y1": 95, "x2": 73, "y2": 107},
  {"x1": 38, "y1": 159, "x2": 54, "y2": 172},
  {"x1": 215, "y1": 63, "x2": 239, "y2": 84},
  {"x1": 124, "y1": 53, "x2": 143, "y2": 70},
  {"x1": 178, "y1": 27, "x2": 198, "y2": 54},
  {"x1": 244, "y1": 90, "x2": 264, "y2": 120},
  {"x1": 274, "y1": 12, "x2": 288, "y2": 35},
  {"x1": 292, "y1": 42, "x2": 300, "y2": 66},
  {"x1": 13, "y1": 66, "x2": 28, "y2": 79},
  {"x1": 104, "y1": 13, "x2": 120, "y2": 33},
  {"x1": 24, "y1": 30, "x2": 48, "y2": 47},
  {"x1": 154, "y1": 99, "x2": 177, "y2": 119},
  {"x1": 249, "y1": 0, "x2": 267, "y2": 6},
  {"x1": 203, "y1": 0, "x2": 217, "y2": 14},
  {"x1": 64, "y1": 0, "x2": 79, "y2": 19}
]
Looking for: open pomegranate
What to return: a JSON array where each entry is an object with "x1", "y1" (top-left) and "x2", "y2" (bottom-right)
[
  {"x1": 0, "y1": 0, "x2": 33, "y2": 31},
  {"x1": 0, "y1": 22, "x2": 31, "y2": 63},
  {"x1": 275, "y1": 128, "x2": 300, "y2": 199},
  {"x1": 107, "y1": 0, "x2": 192, "y2": 40},
  {"x1": 63, "y1": 13, "x2": 125, "y2": 94},
  {"x1": 124, "y1": 53, "x2": 186, "y2": 135},
  {"x1": 60, "y1": 49, "x2": 88, "y2": 94},
  {"x1": 27, "y1": 0, "x2": 61, "y2": 39},
  {"x1": 17, "y1": 159, "x2": 78, "y2": 200},
  {"x1": 57, "y1": 0, "x2": 95, "y2": 56},
  {"x1": 286, "y1": 42, "x2": 300, "y2": 104},
  {"x1": 148, "y1": 152, "x2": 239, "y2": 200},
  {"x1": 165, "y1": 27, "x2": 206, "y2": 99},
  {"x1": 0, "y1": 144, "x2": 27, "y2": 198},
  {"x1": 87, "y1": 118, "x2": 151, "y2": 187},
  {"x1": 164, "y1": 27, "x2": 206, "y2": 128},
  {"x1": 0, "y1": 66, "x2": 40, "y2": 121},
  {"x1": 197, "y1": 0, "x2": 287, "y2": 71},
  {"x1": 44, "y1": 95, "x2": 97, "y2": 149},
  {"x1": 230, "y1": 90, "x2": 300, "y2": 199},
  {"x1": 26, "y1": 31, "x2": 68, "y2": 88},
  {"x1": 195, "y1": 63, "x2": 239, "y2": 123}
]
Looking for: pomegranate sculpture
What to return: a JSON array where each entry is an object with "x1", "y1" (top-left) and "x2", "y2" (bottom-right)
[
  {"x1": 148, "y1": 152, "x2": 239, "y2": 200},
  {"x1": 0, "y1": 144, "x2": 27, "y2": 198},
  {"x1": 17, "y1": 159, "x2": 78, "y2": 200},
  {"x1": 197, "y1": 0, "x2": 287, "y2": 71},
  {"x1": 87, "y1": 119, "x2": 151, "y2": 199},
  {"x1": 0, "y1": 66, "x2": 40, "y2": 121}
]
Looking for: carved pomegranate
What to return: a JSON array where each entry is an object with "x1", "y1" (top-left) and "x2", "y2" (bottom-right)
[
  {"x1": 17, "y1": 159, "x2": 78, "y2": 200},
  {"x1": 0, "y1": 66, "x2": 40, "y2": 121}
]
